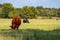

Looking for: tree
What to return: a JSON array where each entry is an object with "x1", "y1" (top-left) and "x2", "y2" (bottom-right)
[
  {"x1": 57, "y1": 8, "x2": 60, "y2": 17},
  {"x1": 2, "y1": 3, "x2": 14, "y2": 18}
]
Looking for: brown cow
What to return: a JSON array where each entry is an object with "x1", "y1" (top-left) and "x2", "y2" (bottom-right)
[{"x1": 10, "y1": 16, "x2": 21, "y2": 30}]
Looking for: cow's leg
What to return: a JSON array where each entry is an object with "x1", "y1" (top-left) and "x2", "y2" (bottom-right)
[{"x1": 15, "y1": 25, "x2": 19, "y2": 30}]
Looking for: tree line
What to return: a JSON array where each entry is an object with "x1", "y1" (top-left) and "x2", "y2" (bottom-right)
[{"x1": 0, "y1": 3, "x2": 60, "y2": 19}]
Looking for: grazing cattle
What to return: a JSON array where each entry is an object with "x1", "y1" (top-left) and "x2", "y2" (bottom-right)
[
  {"x1": 10, "y1": 16, "x2": 21, "y2": 30},
  {"x1": 23, "y1": 18, "x2": 29, "y2": 23}
]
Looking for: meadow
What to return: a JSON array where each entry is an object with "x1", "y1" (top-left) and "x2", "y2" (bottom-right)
[
  {"x1": 0, "y1": 19, "x2": 60, "y2": 30},
  {"x1": 0, "y1": 19, "x2": 60, "y2": 40}
]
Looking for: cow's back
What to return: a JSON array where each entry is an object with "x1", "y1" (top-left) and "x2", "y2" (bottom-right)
[{"x1": 12, "y1": 16, "x2": 21, "y2": 24}]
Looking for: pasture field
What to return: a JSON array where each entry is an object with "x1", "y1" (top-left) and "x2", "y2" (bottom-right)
[
  {"x1": 0, "y1": 19, "x2": 60, "y2": 30},
  {"x1": 0, "y1": 19, "x2": 60, "y2": 40}
]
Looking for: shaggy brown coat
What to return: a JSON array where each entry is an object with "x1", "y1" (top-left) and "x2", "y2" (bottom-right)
[{"x1": 10, "y1": 16, "x2": 21, "y2": 30}]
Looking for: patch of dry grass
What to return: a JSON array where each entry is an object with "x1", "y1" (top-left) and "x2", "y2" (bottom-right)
[{"x1": 0, "y1": 19, "x2": 60, "y2": 30}]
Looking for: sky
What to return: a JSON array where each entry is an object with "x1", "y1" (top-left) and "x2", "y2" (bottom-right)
[{"x1": 0, "y1": 0, "x2": 60, "y2": 8}]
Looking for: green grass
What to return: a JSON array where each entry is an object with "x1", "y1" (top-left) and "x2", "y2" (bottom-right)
[
  {"x1": 0, "y1": 29, "x2": 60, "y2": 40},
  {"x1": 0, "y1": 19, "x2": 60, "y2": 40}
]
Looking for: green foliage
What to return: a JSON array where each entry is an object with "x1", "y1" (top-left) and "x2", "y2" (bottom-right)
[
  {"x1": 0, "y1": 3, "x2": 60, "y2": 19},
  {"x1": 0, "y1": 3, "x2": 14, "y2": 18}
]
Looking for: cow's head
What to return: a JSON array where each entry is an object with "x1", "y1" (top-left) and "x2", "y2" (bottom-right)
[{"x1": 10, "y1": 24, "x2": 16, "y2": 30}]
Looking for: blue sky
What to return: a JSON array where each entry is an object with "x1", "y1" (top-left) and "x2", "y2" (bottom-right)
[{"x1": 0, "y1": 0, "x2": 60, "y2": 8}]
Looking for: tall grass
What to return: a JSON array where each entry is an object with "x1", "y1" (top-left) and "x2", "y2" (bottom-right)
[{"x1": 0, "y1": 29, "x2": 60, "y2": 40}]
